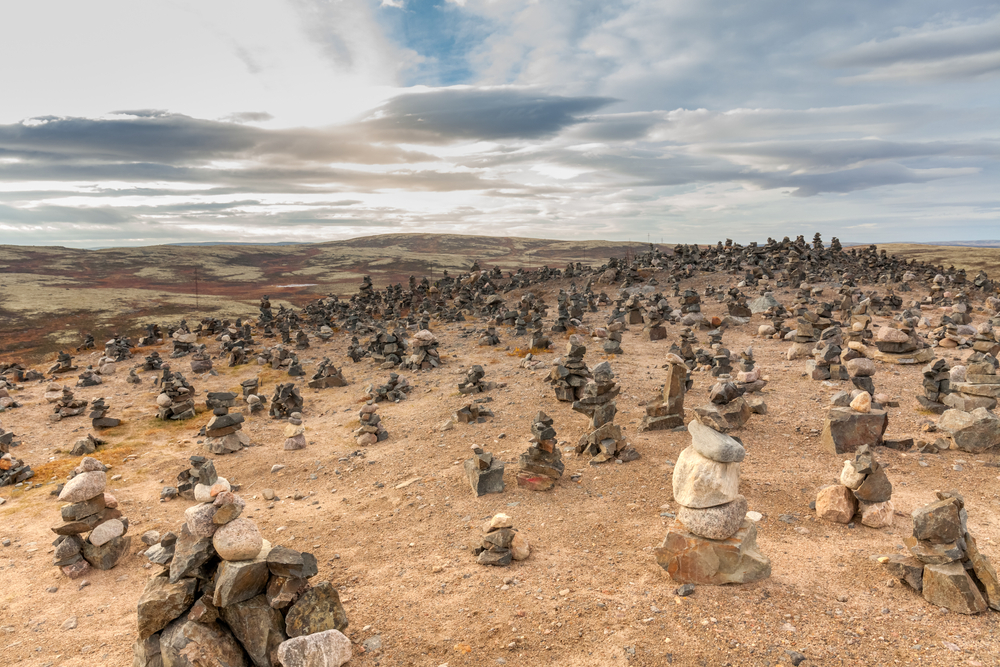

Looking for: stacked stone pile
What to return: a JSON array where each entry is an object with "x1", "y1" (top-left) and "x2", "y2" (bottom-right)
[
  {"x1": 938, "y1": 406, "x2": 1000, "y2": 453},
  {"x1": 157, "y1": 369, "x2": 197, "y2": 421},
  {"x1": 49, "y1": 351, "x2": 78, "y2": 375},
  {"x1": 458, "y1": 365, "x2": 498, "y2": 395},
  {"x1": 53, "y1": 457, "x2": 129, "y2": 578},
  {"x1": 970, "y1": 322, "x2": 1000, "y2": 356},
  {"x1": 190, "y1": 346, "x2": 214, "y2": 373},
  {"x1": 356, "y1": 403, "x2": 388, "y2": 445},
  {"x1": 76, "y1": 368, "x2": 102, "y2": 387},
  {"x1": 640, "y1": 354, "x2": 686, "y2": 431},
  {"x1": 269, "y1": 383, "x2": 304, "y2": 418},
  {"x1": 47, "y1": 386, "x2": 89, "y2": 421},
  {"x1": 948, "y1": 351, "x2": 1000, "y2": 411},
  {"x1": 547, "y1": 340, "x2": 591, "y2": 402},
  {"x1": 402, "y1": 329, "x2": 442, "y2": 370},
  {"x1": 69, "y1": 433, "x2": 105, "y2": 457},
  {"x1": 171, "y1": 330, "x2": 197, "y2": 357},
  {"x1": 142, "y1": 351, "x2": 165, "y2": 371},
  {"x1": 871, "y1": 324, "x2": 933, "y2": 363},
  {"x1": 307, "y1": 358, "x2": 348, "y2": 389},
  {"x1": 134, "y1": 499, "x2": 351, "y2": 667},
  {"x1": 516, "y1": 412, "x2": 564, "y2": 491},
  {"x1": 815, "y1": 445, "x2": 894, "y2": 527},
  {"x1": 172, "y1": 456, "x2": 226, "y2": 501},
  {"x1": 205, "y1": 406, "x2": 250, "y2": 455},
  {"x1": 643, "y1": 310, "x2": 667, "y2": 341},
  {"x1": 363, "y1": 373, "x2": 411, "y2": 402},
  {"x1": 821, "y1": 386, "x2": 889, "y2": 454},
  {"x1": 453, "y1": 401, "x2": 494, "y2": 424},
  {"x1": 602, "y1": 322, "x2": 625, "y2": 355},
  {"x1": 473, "y1": 513, "x2": 530, "y2": 566},
  {"x1": 875, "y1": 491, "x2": 1000, "y2": 615},
  {"x1": 478, "y1": 326, "x2": 501, "y2": 346},
  {"x1": 655, "y1": 420, "x2": 770, "y2": 585},
  {"x1": 0, "y1": 426, "x2": 32, "y2": 487},
  {"x1": 573, "y1": 362, "x2": 637, "y2": 464},
  {"x1": 465, "y1": 445, "x2": 505, "y2": 496},
  {"x1": 367, "y1": 330, "x2": 408, "y2": 366},
  {"x1": 206, "y1": 392, "x2": 238, "y2": 411},
  {"x1": 89, "y1": 397, "x2": 120, "y2": 429},
  {"x1": 694, "y1": 380, "x2": 751, "y2": 432},
  {"x1": 283, "y1": 412, "x2": 306, "y2": 450},
  {"x1": 917, "y1": 358, "x2": 952, "y2": 413}
]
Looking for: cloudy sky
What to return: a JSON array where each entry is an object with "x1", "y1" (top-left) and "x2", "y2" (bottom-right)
[{"x1": 1, "y1": 1, "x2": 998, "y2": 247}]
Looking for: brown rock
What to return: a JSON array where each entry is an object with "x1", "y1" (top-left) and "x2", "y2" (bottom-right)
[
  {"x1": 284, "y1": 581, "x2": 349, "y2": 638},
  {"x1": 922, "y1": 562, "x2": 987, "y2": 614},
  {"x1": 912, "y1": 498, "x2": 962, "y2": 544},
  {"x1": 654, "y1": 518, "x2": 771, "y2": 585},
  {"x1": 904, "y1": 536, "x2": 964, "y2": 564},
  {"x1": 677, "y1": 495, "x2": 748, "y2": 539},
  {"x1": 859, "y1": 500, "x2": 894, "y2": 528},
  {"x1": 820, "y1": 407, "x2": 888, "y2": 454},
  {"x1": 853, "y1": 468, "x2": 892, "y2": 503},
  {"x1": 136, "y1": 575, "x2": 197, "y2": 639},
  {"x1": 874, "y1": 554, "x2": 924, "y2": 591},
  {"x1": 159, "y1": 618, "x2": 248, "y2": 667},
  {"x1": 213, "y1": 547, "x2": 271, "y2": 607},
  {"x1": 815, "y1": 485, "x2": 857, "y2": 524},
  {"x1": 81, "y1": 534, "x2": 130, "y2": 570},
  {"x1": 965, "y1": 535, "x2": 1000, "y2": 611},
  {"x1": 220, "y1": 594, "x2": 287, "y2": 667}
]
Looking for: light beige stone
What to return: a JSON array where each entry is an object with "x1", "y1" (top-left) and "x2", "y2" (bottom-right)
[{"x1": 671, "y1": 446, "x2": 740, "y2": 509}]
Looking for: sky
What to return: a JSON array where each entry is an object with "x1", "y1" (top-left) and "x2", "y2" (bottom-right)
[{"x1": 0, "y1": 1, "x2": 998, "y2": 248}]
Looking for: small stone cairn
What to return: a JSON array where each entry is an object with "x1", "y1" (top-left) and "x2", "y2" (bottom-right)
[
  {"x1": 478, "y1": 326, "x2": 501, "y2": 346},
  {"x1": 363, "y1": 373, "x2": 410, "y2": 403},
  {"x1": 821, "y1": 386, "x2": 888, "y2": 454},
  {"x1": 45, "y1": 385, "x2": 88, "y2": 420},
  {"x1": 402, "y1": 329, "x2": 442, "y2": 370},
  {"x1": 0, "y1": 426, "x2": 32, "y2": 487},
  {"x1": 190, "y1": 346, "x2": 213, "y2": 373},
  {"x1": 53, "y1": 457, "x2": 130, "y2": 578},
  {"x1": 516, "y1": 411, "x2": 564, "y2": 491},
  {"x1": 640, "y1": 353, "x2": 687, "y2": 431},
  {"x1": 547, "y1": 340, "x2": 591, "y2": 402},
  {"x1": 603, "y1": 322, "x2": 624, "y2": 355},
  {"x1": 284, "y1": 412, "x2": 306, "y2": 450},
  {"x1": 453, "y1": 401, "x2": 494, "y2": 424},
  {"x1": 89, "y1": 397, "x2": 121, "y2": 429},
  {"x1": 917, "y1": 358, "x2": 952, "y2": 413},
  {"x1": 465, "y1": 445, "x2": 505, "y2": 496},
  {"x1": 948, "y1": 350, "x2": 1000, "y2": 412},
  {"x1": 655, "y1": 420, "x2": 771, "y2": 585},
  {"x1": 573, "y1": 362, "x2": 637, "y2": 463},
  {"x1": 474, "y1": 513, "x2": 530, "y2": 566},
  {"x1": 172, "y1": 456, "x2": 224, "y2": 501},
  {"x1": 156, "y1": 369, "x2": 197, "y2": 421},
  {"x1": 815, "y1": 445, "x2": 894, "y2": 527},
  {"x1": 457, "y1": 365, "x2": 497, "y2": 395},
  {"x1": 142, "y1": 351, "x2": 164, "y2": 371},
  {"x1": 76, "y1": 368, "x2": 102, "y2": 387},
  {"x1": 49, "y1": 351, "x2": 78, "y2": 375},
  {"x1": 204, "y1": 406, "x2": 249, "y2": 455},
  {"x1": 875, "y1": 490, "x2": 1000, "y2": 615},
  {"x1": 356, "y1": 403, "x2": 388, "y2": 445},
  {"x1": 307, "y1": 358, "x2": 348, "y2": 389},
  {"x1": 694, "y1": 380, "x2": 751, "y2": 433},
  {"x1": 269, "y1": 383, "x2": 304, "y2": 418},
  {"x1": 134, "y1": 499, "x2": 351, "y2": 667}
]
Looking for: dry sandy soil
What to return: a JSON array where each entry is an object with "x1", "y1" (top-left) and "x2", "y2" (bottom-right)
[{"x1": 2, "y1": 270, "x2": 1000, "y2": 667}]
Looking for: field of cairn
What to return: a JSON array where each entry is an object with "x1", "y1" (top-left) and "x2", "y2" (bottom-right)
[{"x1": 1, "y1": 234, "x2": 1000, "y2": 667}]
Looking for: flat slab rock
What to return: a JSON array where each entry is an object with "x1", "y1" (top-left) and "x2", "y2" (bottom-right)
[{"x1": 820, "y1": 408, "x2": 888, "y2": 454}]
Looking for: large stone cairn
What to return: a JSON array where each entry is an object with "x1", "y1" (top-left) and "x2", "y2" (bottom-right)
[
  {"x1": 269, "y1": 383, "x2": 304, "y2": 418},
  {"x1": 694, "y1": 379, "x2": 751, "y2": 433},
  {"x1": 307, "y1": 358, "x2": 348, "y2": 389},
  {"x1": 655, "y1": 420, "x2": 770, "y2": 585},
  {"x1": 157, "y1": 369, "x2": 197, "y2": 421},
  {"x1": 171, "y1": 328, "x2": 198, "y2": 357},
  {"x1": 815, "y1": 445, "x2": 894, "y2": 527},
  {"x1": 89, "y1": 397, "x2": 121, "y2": 429},
  {"x1": 917, "y1": 358, "x2": 952, "y2": 413},
  {"x1": 473, "y1": 513, "x2": 530, "y2": 566},
  {"x1": 948, "y1": 350, "x2": 1000, "y2": 412},
  {"x1": 875, "y1": 491, "x2": 1000, "y2": 615},
  {"x1": 516, "y1": 411, "x2": 564, "y2": 491},
  {"x1": 640, "y1": 354, "x2": 686, "y2": 431},
  {"x1": 402, "y1": 329, "x2": 442, "y2": 370},
  {"x1": 134, "y1": 497, "x2": 352, "y2": 667},
  {"x1": 573, "y1": 362, "x2": 636, "y2": 463},
  {"x1": 465, "y1": 445, "x2": 505, "y2": 496},
  {"x1": 205, "y1": 405, "x2": 250, "y2": 455},
  {"x1": 368, "y1": 329, "x2": 407, "y2": 366},
  {"x1": 356, "y1": 403, "x2": 388, "y2": 445},
  {"x1": 680, "y1": 289, "x2": 701, "y2": 314},
  {"x1": 283, "y1": 412, "x2": 306, "y2": 450},
  {"x1": 458, "y1": 364, "x2": 497, "y2": 395},
  {"x1": 53, "y1": 457, "x2": 129, "y2": 578},
  {"x1": 548, "y1": 340, "x2": 591, "y2": 402},
  {"x1": 363, "y1": 373, "x2": 411, "y2": 402}
]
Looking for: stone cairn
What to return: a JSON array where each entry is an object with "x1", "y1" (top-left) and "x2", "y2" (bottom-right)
[
  {"x1": 69, "y1": 433, "x2": 105, "y2": 457},
  {"x1": 142, "y1": 351, "x2": 164, "y2": 371},
  {"x1": 89, "y1": 397, "x2": 121, "y2": 429},
  {"x1": 640, "y1": 353, "x2": 687, "y2": 431},
  {"x1": 0, "y1": 425, "x2": 32, "y2": 487},
  {"x1": 821, "y1": 385, "x2": 888, "y2": 454},
  {"x1": 269, "y1": 383, "x2": 304, "y2": 418},
  {"x1": 465, "y1": 445, "x2": 505, "y2": 496},
  {"x1": 917, "y1": 358, "x2": 952, "y2": 413},
  {"x1": 937, "y1": 404, "x2": 1000, "y2": 453},
  {"x1": 167, "y1": 456, "x2": 226, "y2": 502},
  {"x1": 694, "y1": 380, "x2": 751, "y2": 433},
  {"x1": 190, "y1": 345, "x2": 213, "y2": 373},
  {"x1": 307, "y1": 358, "x2": 348, "y2": 389},
  {"x1": 363, "y1": 373, "x2": 411, "y2": 403},
  {"x1": 49, "y1": 351, "x2": 78, "y2": 375},
  {"x1": 402, "y1": 329, "x2": 442, "y2": 370},
  {"x1": 368, "y1": 330, "x2": 407, "y2": 366},
  {"x1": 458, "y1": 364, "x2": 497, "y2": 395},
  {"x1": 453, "y1": 401, "x2": 494, "y2": 424},
  {"x1": 547, "y1": 340, "x2": 591, "y2": 402},
  {"x1": 478, "y1": 326, "x2": 501, "y2": 346},
  {"x1": 53, "y1": 457, "x2": 129, "y2": 578},
  {"x1": 356, "y1": 403, "x2": 388, "y2": 445},
  {"x1": 77, "y1": 368, "x2": 102, "y2": 387},
  {"x1": 875, "y1": 490, "x2": 1000, "y2": 615},
  {"x1": 949, "y1": 351, "x2": 1000, "y2": 412},
  {"x1": 156, "y1": 369, "x2": 197, "y2": 421},
  {"x1": 134, "y1": 498, "x2": 352, "y2": 667},
  {"x1": 655, "y1": 420, "x2": 771, "y2": 585},
  {"x1": 204, "y1": 405, "x2": 249, "y2": 455},
  {"x1": 573, "y1": 362, "x2": 636, "y2": 464},
  {"x1": 602, "y1": 321, "x2": 625, "y2": 355},
  {"x1": 46, "y1": 385, "x2": 89, "y2": 421},
  {"x1": 516, "y1": 412, "x2": 564, "y2": 491},
  {"x1": 284, "y1": 412, "x2": 306, "y2": 450},
  {"x1": 473, "y1": 513, "x2": 530, "y2": 566},
  {"x1": 815, "y1": 445, "x2": 894, "y2": 528}
]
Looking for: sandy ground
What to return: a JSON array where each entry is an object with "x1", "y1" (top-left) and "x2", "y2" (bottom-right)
[{"x1": 2, "y1": 273, "x2": 1000, "y2": 667}]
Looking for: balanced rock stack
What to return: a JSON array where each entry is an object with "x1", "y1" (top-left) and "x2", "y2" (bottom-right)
[
  {"x1": 602, "y1": 322, "x2": 625, "y2": 355},
  {"x1": 368, "y1": 329, "x2": 408, "y2": 366},
  {"x1": 0, "y1": 427, "x2": 32, "y2": 487},
  {"x1": 135, "y1": 501, "x2": 352, "y2": 667},
  {"x1": 356, "y1": 403, "x2": 388, "y2": 445},
  {"x1": 640, "y1": 353, "x2": 686, "y2": 431},
  {"x1": 283, "y1": 412, "x2": 306, "y2": 450},
  {"x1": 49, "y1": 351, "x2": 78, "y2": 375},
  {"x1": 190, "y1": 345, "x2": 213, "y2": 373},
  {"x1": 573, "y1": 362, "x2": 636, "y2": 464},
  {"x1": 473, "y1": 513, "x2": 530, "y2": 566},
  {"x1": 53, "y1": 457, "x2": 130, "y2": 577},
  {"x1": 204, "y1": 406, "x2": 250, "y2": 455},
  {"x1": 655, "y1": 420, "x2": 770, "y2": 585},
  {"x1": 478, "y1": 326, "x2": 501, "y2": 346},
  {"x1": 548, "y1": 340, "x2": 591, "y2": 402},
  {"x1": 458, "y1": 365, "x2": 498, "y2": 395},
  {"x1": 157, "y1": 369, "x2": 197, "y2": 421},
  {"x1": 875, "y1": 490, "x2": 1000, "y2": 615},
  {"x1": 948, "y1": 351, "x2": 1000, "y2": 411},
  {"x1": 269, "y1": 383, "x2": 304, "y2": 418},
  {"x1": 916, "y1": 358, "x2": 953, "y2": 413},
  {"x1": 694, "y1": 380, "x2": 751, "y2": 433},
  {"x1": 402, "y1": 329, "x2": 442, "y2": 370},
  {"x1": 48, "y1": 386, "x2": 89, "y2": 420},
  {"x1": 464, "y1": 445, "x2": 505, "y2": 496},
  {"x1": 363, "y1": 373, "x2": 411, "y2": 403},
  {"x1": 307, "y1": 358, "x2": 348, "y2": 389},
  {"x1": 206, "y1": 391, "x2": 238, "y2": 412},
  {"x1": 815, "y1": 445, "x2": 894, "y2": 527},
  {"x1": 76, "y1": 368, "x2": 102, "y2": 387},
  {"x1": 89, "y1": 397, "x2": 121, "y2": 429},
  {"x1": 516, "y1": 412, "x2": 564, "y2": 491},
  {"x1": 453, "y1": 401, "x2": 494, "y2": 424},
  {"x1": 175, "y1": 456, "x2": 224, "y2": 501},
  {"x1": 871, "y1": 324, "x2": 932, "y2": 364},
  {"x1": 142, "y1": 351, "x2": 164, "y2": 371}
]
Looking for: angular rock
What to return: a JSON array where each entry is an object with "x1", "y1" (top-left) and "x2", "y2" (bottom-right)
[
  {"x1": 267, "y1": 546, "x2": 318, "y2": 579},
  {"x1": 875, "y1": 554, "x2": 924, "y2": 591},
  {"x1": 671, "y1": 446, "x2": 740, "y2": 509},
  {"x1": 965, "y1": 535, "x2": 1000, "y2": 611},
  {"x1": 839, "y1": 460, "x2": 865, "y2": 490},
  {"x1": 169, "y1": 526, "x2": 216, "y2": 584},
  {"x1": 820, "y1": 407, "x2": 888, "y2": 454},
  {"x1": 688, "y1": 420, "x2": 745, "y2": 463},
  {"x1": 655, "y1": 518, "x2": 771, "y2": 585},
  {"x1": 853, "y1": 468, "x2": 892, "y2": 503},
  {"x1": 284, "y1": 581, "x2": 349, "y2": 637},
  {"x1": 938, "y1": 407, "x2": 1000, "y2": 453},
  {"x1": 922, "y1": 562, "x2": 987, "y2": 614},
  {"x1": 214, "y1": 545, "x2": 272, "y2": 607},
  {"x1": 904, "y1": 536, "x2": 964, "y2": 565},
  {"x1": 221, "y1": 594, "x2": 287, "y2": 667},
  {"x1": 136, "y1": 575, "x2": 197, "y2": 639},
  {"x1": 464, "y1": 458, "x2": 505, "y2": 496},
  {"x1": 60, "y1": 494, "x2": 106, "y2": 522},
  {"x1": 859, "y1": 500, "x2": 894, "y2": 528},
  {"x1": 267, "y1": 576, "x2": 309, "y2": 610},
  {"x1": 677, "y1": 495, "x2": 747, "y2": 540},
  {"x1": 81, "y1": 534, "x2": 130, "y2": 570},
  {"x1": 276, "y1": 629, "x2": 352, "y2": 667},
  {"x1": 159, "y1": 618, "x2": 248, "y2": 667},
  {"x1": 815, "y1": 485, "x2": 857, "y2": 524},
  {"x1": 912, "y1": 498, "x2": 962, "y2": 544}
]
